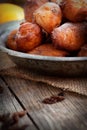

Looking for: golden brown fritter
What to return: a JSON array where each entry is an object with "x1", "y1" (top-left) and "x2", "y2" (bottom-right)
[
  {"x1": 15, "y1": 22, "x2": 42, "y2": 52},
  {"x1": 6, "y1": 29, "x2": 18, "y2": 51},
  {"x1": 61, "y1": 0, "x2": 87, "y2": 22},
  {"x1": 52, "y1": 22, "x2": 87, "y2": 51},
  {"x1": 24, "y1": 0, "x2": 49, "y2": 22},
  {"x1": 28, "y1": 43, "x2": 69, "y2": 56},
  {"x1": 33, "y1": 2, "x2": 62, "y2": 33}
]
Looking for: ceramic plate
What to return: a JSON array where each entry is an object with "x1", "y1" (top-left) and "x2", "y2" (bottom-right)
[{"x1": 0, "y1": 21, "x2": 87, "y2": 77}]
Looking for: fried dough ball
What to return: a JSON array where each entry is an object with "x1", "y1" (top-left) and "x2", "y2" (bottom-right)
[
  {"x1": 61, "y1": 0, "x2": 87, "y2": 22},
  {"x1": 33, "y1": 2, "x2": 62, "y2": 33},
  {"x1": 15, "y1": 22, "x2": 42, "y2": 52},
  {"x1": 78, "y1": 44, "x2": 87, "y2": 56},
  {"x1": 6, "y1": 29, "x2": 18, "y2": 51},
  {"x1": 51, "y1": 0, "x2": 63, "y2": 6},
  {"x1": 24, "y1": 0, "x2": 49, "y2": 22},
  {"x1": 52, "y1": 22, "x2": 87, "y2": 51},
  {"x1": 28, "y1": 43, "x2": 69, "y2": 57}
]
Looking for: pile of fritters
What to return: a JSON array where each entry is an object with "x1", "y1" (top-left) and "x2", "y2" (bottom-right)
[{"x1": 7, "y1": 0, "x2": 87, "y2": 57}]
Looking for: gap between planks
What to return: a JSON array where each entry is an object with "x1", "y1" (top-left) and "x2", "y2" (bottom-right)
[
  {"x1": 1, "y1": 76, "x2": 87, "y2": 130},
  {"x1": 0, "y1": 77, "x2": 38, "y2": 130}
]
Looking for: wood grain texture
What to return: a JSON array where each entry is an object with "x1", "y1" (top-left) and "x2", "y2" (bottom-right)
[
  {"x1": 2, "y1": 76, "x2": 87, "y2": 130},
  {"x1": 0, "y1": 78, "x2": 37, "y2": 130}
]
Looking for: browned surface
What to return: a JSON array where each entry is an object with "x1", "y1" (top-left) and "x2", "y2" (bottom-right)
[
  {"x1": 29, "y1": 43, "x2": 69, "y2": 56},
  {"x1": 33, "y1": 2, "x2": 62, "y2": 33},
  {"x1": 16, "y1": 22, "x2": 42, "y2": 52},
  {"x1": 52, "y1": 22, "x2": 87, "y2": 51},
  {"x1": 6, "y1": 29, "x2": 18, "y2": 51},
  {"x1": 61, "y1": 0, "x2": 87, "y2": 22},
  {"x1": 24, "y1": 0, "x2": 49, "y2": 22}
]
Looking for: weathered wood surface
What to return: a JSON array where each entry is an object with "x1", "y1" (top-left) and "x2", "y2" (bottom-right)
[
  {"x1": 0, "y1": 76, "x2": 87, "y2": 130},
  {"x1": 0, "y1": 78, "x2": 38, "y2": 130}
]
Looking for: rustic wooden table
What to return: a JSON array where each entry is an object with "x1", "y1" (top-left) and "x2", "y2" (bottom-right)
[{"x1": 0, "y1": 53, "x2": 87, "y2": 130}]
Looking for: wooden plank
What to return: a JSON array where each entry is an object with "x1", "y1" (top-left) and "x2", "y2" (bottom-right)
[
  {"x1": 0, "y1": 78, "x2": 37, "y2": 130},
  {"x1": 3, "y1": 76, "x2": 87, "y2": 130}
]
